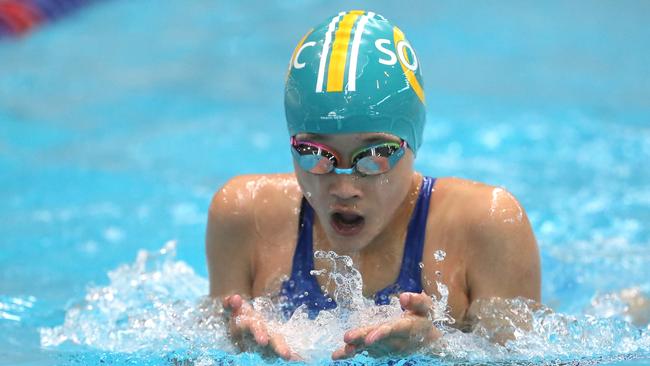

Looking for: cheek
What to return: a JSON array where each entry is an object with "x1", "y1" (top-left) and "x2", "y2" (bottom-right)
[
  {"x1": 293, "y1": 162, "x2": 326, "y2": 201},
  {"x1": 364, "y1": 158, "x2": 414, "y2": 222},
  {"x1": 363, "y1": 176, "x2": 403, "y2": 216}
]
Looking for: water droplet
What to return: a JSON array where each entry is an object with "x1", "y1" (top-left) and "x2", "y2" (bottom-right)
[
  {"x1": 311, "y1": 269, "x2": 326, "y2": 276},
  {"x1": 418, "y1": 262, "x2": 425, "y2": 269},
  {"x1": 434, "y1": 250, "x2": 446, "y2": 262},
  {"x1": 435, "y1": 270, "x2": 442, "y2": 277}
]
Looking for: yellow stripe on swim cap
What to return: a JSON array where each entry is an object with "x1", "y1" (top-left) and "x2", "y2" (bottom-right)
[
  {"x1": 326, "y1": 10, "x2": 364, "y2": 92},
  {"x1": 316, "y1": 12, "x2": 346, "y2": 92},
  {"x1": 393, "y1": 26, "x2": 425, "y2": 105}
]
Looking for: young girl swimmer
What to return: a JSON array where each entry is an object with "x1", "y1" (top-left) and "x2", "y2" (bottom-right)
[{"x1": 206, "y1": 11, "x2": 541, "y2": 360}]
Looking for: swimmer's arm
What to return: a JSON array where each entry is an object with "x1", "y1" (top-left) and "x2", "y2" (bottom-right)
[
  {"x1": 463, "y1": 189, "x2": 541, "y2": 341},
  {"x1": 205, "y1": 177, "x2": 299, "y2": 360},
  {"x1": 206, "y1": 177, "x2": 254, "y2": 299}
]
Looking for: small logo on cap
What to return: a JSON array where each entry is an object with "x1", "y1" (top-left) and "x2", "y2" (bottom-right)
[{"x1": 321, "y1": 111, "x2": 344, "y2": 120}]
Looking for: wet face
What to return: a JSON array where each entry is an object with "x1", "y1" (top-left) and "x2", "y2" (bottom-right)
[{"x1": 292, "y1": 132, "x2": 416, "y2": 253}]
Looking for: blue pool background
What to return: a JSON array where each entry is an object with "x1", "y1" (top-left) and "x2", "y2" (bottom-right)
[{"x1": 1, "y1": 0, "x2": 649, "y2": 364}]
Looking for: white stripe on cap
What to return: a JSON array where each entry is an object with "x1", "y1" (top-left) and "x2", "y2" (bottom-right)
[{"x1": 346, "y1": 11, "x2": 374, "y2": 92}]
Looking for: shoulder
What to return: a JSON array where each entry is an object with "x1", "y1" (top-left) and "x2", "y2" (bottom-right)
[
  {"x1": 210, "y1": 174, "x2": 301, "y2": 219},
  {"x1": 206, "y1": 173, "x2": 303, "y2": 296},
  {"x1": 429, "y1": 177, "x2": 540, "y2": 301},
  {"x1": 429, "y1": 177, "x2": 526, "y2": 231},
  {"x1": 208, "y1": 173, "x2": 302, "y2": 231}
]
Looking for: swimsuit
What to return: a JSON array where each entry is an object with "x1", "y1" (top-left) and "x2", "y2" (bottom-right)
[{"x1": 279, "y1": 176, "x2": 436, "y2": 318}]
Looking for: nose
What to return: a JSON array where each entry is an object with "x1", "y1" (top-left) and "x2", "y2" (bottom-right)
[{"x1": 328, "y1": 175, "x2": 362, "y2": 201}]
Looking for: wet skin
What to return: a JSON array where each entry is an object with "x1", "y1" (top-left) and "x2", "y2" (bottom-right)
[{"x1": 206, "y1": 133, "x2": 541, "y2": 360}]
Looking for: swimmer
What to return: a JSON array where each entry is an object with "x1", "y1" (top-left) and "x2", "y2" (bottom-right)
[{"x1": 206, "y1": 10, "x2": 541, "y2": 360}]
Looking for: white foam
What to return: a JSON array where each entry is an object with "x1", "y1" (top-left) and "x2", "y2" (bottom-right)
[{"x1": 40, "y1": 242, "x2": 650, "y2": 363}]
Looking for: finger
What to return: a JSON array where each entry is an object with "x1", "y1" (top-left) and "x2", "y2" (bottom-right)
[
  {"x1": 343, "y1": 325, "x2": 376, "y2": 345},
  {"x1": 228, "y1": 322, "x2": 238, "y2": 338},
  {"x1": 365, "y1": 323, "x2": 393, "y2": 345},
  {"x1": 344, "y1": 343, "x2": 358, "y2": 357},
  {"x1": 332, "y1": 343, "x2": 357, "y2": 360},
  {"x1": 222, "y1": 295, "x2": 233, "y2": 311},
  {"x1": 229, "y1": 294, "x2": 244, "y2": 310},
  {"x1": 373, "y1": 317, "x2": 443, "y2": 344},
  {"x1": 268, "y1": 332, "x2": 293, "y2": 361},
  {"x1": 366, "y1": 318, "x2": 415, "y2": 345},
  {"x1": 249, "y1": 319, "x2": 270, "y2": 346},
  {"x1": 386, "y1": 317, "x2": 418, "y2": 338},
  {"x1": 331, "y1": 346, "x2": 347, "y2": 361},
  {"x1": 237, "y1": 316, "x2": 270, "y2": 347},
  {"x1": 400, "y1": 292, "x2": 433, "y2": 316},
  {"x1": 223, "y1": 294, "x2": 244, "y2": 313}
]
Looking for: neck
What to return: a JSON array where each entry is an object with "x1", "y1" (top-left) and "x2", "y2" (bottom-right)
[{"x1": 365, "y1": 172, "x2": 422, "y2": 254}]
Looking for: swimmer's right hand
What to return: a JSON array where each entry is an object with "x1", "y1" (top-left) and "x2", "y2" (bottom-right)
[{"x1": 222, "y1": 294, "x2": 301, "y2": 361}]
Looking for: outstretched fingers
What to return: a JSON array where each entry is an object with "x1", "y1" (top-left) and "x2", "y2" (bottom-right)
[
  {"x1": 224, "y1": 295, "x2": 268, "y2": 345},
  {"x1": 224, "y1": 295, "x2": 300, "y2": 360}
]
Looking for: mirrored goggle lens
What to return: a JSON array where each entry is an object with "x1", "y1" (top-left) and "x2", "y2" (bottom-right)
[
  {"x1": 293, "y1": 143, "x2": 336, "y2": 174},
  {"x1": 355, "y1": 155, "x2": 392, "y2": 175},
  {"x1": 353, "y1": 143, "x2": 402, "y2": 175}
]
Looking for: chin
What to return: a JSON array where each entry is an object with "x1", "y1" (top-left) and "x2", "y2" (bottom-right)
[{"x1": 326, "y1": 226, "x2": 377, "y2": 253}]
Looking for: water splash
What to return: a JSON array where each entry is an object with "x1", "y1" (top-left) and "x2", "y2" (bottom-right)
[
  {"x1": 312, "y1": 250, "x2": 366, "y2": 310},
  {"x1": 40, "y1": 243, "x2": 650, "y2": 364},
  {"x1": 434, "y1": 249, "x2": 446, "y2": 262},
  {"x1": 587, "y1": 288, "x2": 650, "y2": 327},
  {"x1": 40, "y1": 241, "x2": 233, "y2": 355},
  {"x1": 437, "y1": 297, "x2": 650, "y2": 362}
]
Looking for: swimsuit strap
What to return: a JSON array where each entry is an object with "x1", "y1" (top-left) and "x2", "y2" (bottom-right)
[
  {"x1": 293, "y1": 198, "x2": 315, "y2": 275},
  {"x1": 280, "y1": 198, "x2": 336, "y2": 318},
  {"x1": 374, "y1": 176, "x2": 436, "y2": 304}
]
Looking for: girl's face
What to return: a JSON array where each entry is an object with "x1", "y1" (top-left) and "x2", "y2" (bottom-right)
[{"x1": 293, "y1": 132, "x2": 416, "y2": 253}]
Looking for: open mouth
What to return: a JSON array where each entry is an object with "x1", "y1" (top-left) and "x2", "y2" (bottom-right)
[{"x1": 330, "y1": 212, "x2": 365, "y2": 236}]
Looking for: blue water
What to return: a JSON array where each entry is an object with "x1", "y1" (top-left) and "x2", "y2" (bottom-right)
[{"x1": 1, "y1": 0, "x2": 650, "y2": 365}]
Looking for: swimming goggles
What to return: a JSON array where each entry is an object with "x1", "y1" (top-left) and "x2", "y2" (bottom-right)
[{"x1": 290, "y1": 136, "x2": 407, "y2": 175}]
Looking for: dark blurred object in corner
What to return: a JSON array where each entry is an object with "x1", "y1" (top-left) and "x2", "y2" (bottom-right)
[{"x1": 0, "y1": 0, "x2": 100, "y2": 39}]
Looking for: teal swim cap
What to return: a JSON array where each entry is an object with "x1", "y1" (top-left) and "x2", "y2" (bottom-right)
[{"x1": 285, "y1": 11, "x2": 426, "y2": 153}]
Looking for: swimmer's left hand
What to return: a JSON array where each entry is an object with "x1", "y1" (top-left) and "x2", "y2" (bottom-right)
[{"x1": 331, "y1": 292, "x2": 442, "y2": 360}]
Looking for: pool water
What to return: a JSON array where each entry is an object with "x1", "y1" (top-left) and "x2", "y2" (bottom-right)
[{"x1": 1, "y1": 0, "x2": 649, "y2": 365}]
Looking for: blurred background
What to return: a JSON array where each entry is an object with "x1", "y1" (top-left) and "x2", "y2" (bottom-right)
[{"x1": 1, "y1": 0, "x2": 649, "y2": 364}]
